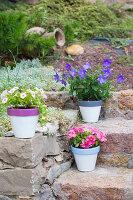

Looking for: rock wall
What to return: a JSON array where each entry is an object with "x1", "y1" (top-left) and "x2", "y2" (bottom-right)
[{"x1": 0, "y1": 133, "x2": 72, "y2": 200}]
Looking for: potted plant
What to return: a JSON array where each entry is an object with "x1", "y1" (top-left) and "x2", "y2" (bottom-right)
[
  {"x1": 54, "y1": 58, "x2": 124, "y2": 122},
  {"x1": 0, "y1": 87, "x2": 47, "y2": 138},
  {"x1": 67, "y1": 126, "x2": 107, "y2": 171}
]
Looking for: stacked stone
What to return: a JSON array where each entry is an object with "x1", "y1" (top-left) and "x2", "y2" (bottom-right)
[{"x1": 0, "y1": 133, "x2": 72, "y2": 200}]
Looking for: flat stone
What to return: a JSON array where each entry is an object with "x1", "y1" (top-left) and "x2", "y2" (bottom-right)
[
  {"x1": 125, "y1": 111, "x2": 133, "y2": 120},
  {"x1": 79, "y1": 118, "x2": 133, "y2": 154},
  {"x1": 97, "y1": 153, "x2": 129, "y2": 167},
  {"x1": 0, "y1": 134, "x2": 45, "y2": 168},
  {"x1": 65, "y1": 45, "x2": 84, "y2": 56},
  {"x1": 45, "y1": 91, "x2": 71, "y2": 108},
  {"x1": 0, "y1": 161, "x2": 14, "y2": 170},
  {"x1": 0, "y1": 197, "x2": 12, "y2": 200},
  {"x1": 53, "y1": 166, "x2": 133, "y2": 200},
  {"x1": 128, "y1": 154, "x2": 133, "y2": 169},
  {"x1": 118, "y1": 90, "x2": 133, "y2": 110},
  {"x1": 36, "y1": 184, "x2": 55, "y2": 200},
  {"x1": 0, "y1": 164, "x2": 46, "y2": 196},
  {"x1": 43, "y1": 136, "x2": 60, "y2": 156},
  {"x1": 26, "y1": 27, "x2": 46, "y2": 35},
  {"x1": 46, "y1": 161, "x2": 72, "y2": 184}
]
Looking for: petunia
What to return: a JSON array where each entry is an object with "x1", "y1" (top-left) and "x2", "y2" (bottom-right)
[
  {"x1": 80, "y1": 139, "x2": 92, "y2": 149},
  {"x1": 20, "y1": 93, "x2": 27, "y2": 99},
  {"x1": 2, "y1": 98, "x2": 8, "y2": 103},
  {"x1": 67, "y1": 130, "x2": 77, "y2": 139},
  {"x1": 86, "y1": 135, "x2": 96, "y2": 145}
]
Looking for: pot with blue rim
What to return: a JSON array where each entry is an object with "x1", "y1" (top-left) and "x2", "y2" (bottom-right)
[
  {"x1": 78, "y1": 100, "x2": 103, "y2": 123},
  {"x1": 71, "y1": 145, "x2": 100, "y2": 172}
]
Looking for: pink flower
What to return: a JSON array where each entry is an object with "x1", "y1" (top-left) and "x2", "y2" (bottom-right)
[
  {"x1": 31, "y1": 92, "x2": 35, "y2": 98},
  {"x1": 9, "y1": 88, "x2": 15, "y2": 94},
  {"x1": 80, "y1": 139, "x2": 92, "y2": 149},
  {"x1": 88, "y1": 126, "x2": 101, "y2": 135},
  {"x1": 39, "y1": 88, "x2": 44, "y2": 94},
  {"x1": 67, "y1": 130, "x2": 77, "y2": 139},
  {"x1": 13, "y1": 87, "x2": 19, "y2": 91},
  {"x1": 86, "y1": 135, "x2": 96, "y2": 145},
  {"x1": 20, "y1": 93, "x2": 27, "y2": 99},
  {"x1": 70, "y1": 127, "x2": 78, "y2": 133},
  {"x1": 96, "y1": 131, "x2": 107, "y2": 142},
  {"x1": 35, "y1": 91, "x2": 38, "y2": 94},
  {"x1": 77, "y1": 126, "x2": 85, "y2": 133},
  {"x1": 42, "y1": 93, "x2": 47, "y2": 99},
  {"x1": 1, "y1": 90, "x2": 8, "y2": 99},
  {"x1": 2, "y1": 98, "x2": 8, "y2": 103},
  {"x1": 27, "y1": 89, "x2": 32, "y2": 93}
]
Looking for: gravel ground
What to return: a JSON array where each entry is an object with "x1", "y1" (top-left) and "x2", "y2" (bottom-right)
[{"x1": 54, "y1": 42, "x2": 133, "y2": 91}]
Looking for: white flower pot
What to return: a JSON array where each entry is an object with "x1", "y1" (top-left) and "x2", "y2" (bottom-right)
[
  {"x1": 71, "y1": 145, "x2": 100, "y2": 172},
  {"x1": 7, "y1": 108, "x2": 39, "y2": 138},
  {"x1": 78, "y1": 100, "x2": 103, "y2": 122}
]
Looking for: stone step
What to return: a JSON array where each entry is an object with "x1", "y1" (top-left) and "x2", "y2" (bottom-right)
[
  {"x1": 79, "y1": 118, "x2": 133, "y2": 168},
  {"x1": 53, "y1": 166, "x2": 133, "y2": 200}
]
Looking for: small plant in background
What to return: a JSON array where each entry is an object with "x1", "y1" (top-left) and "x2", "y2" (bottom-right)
[
  {"x1": 110, "y1": 38, "x2": 130, "y2": 49},
  {"x1": 0, "y1": 11, "x2": 26, "y2": 54},
  {"x1": 22, "y1": 34, "x2": 55, "y2": 59},
  {"x1": 67, "y1": 126, "x2": 107, "y2": 148},
  {"x1": 65, "y1": 55, "x2": 75, "y2": 61},
  {"x1": 117, "y1": 55, "x2": 133, "y2": 66},
  {"x1": 54, "y1": 59, "x2": 124, "y2": 101},
  {"x1": 0, "y1": 87, "x2": 47, "y2": 126}
]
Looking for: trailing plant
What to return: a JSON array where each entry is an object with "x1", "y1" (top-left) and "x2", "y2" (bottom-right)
[
  {"x1": 0, "y1": 11, "x2": 26, "y2": 54},
  {"x1": 0, "y1": 87, "x2": 47, "y2": 126}
]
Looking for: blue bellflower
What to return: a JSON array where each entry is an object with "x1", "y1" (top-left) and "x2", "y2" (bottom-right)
[
  {"x1": 63, "y1": 72, "x2": 68, "y2": 80},
  {"x1": 97, "y1": 75, "x2": 106, "y2": 85},
  {"x1": 60, "y1": 79, "x2": 67, "y2": 86},
  {"x1": 103, "y1": 58, "x2": 112, "y2": 68},
  {"x1": 54, "y1": 72, "x2": 60, "y2": 82},
  {"x1": 103, "y1": 68, "x2": 112, "y2": 78},
  {"x1": 69, "y1": 69, "x2": 77, "y2": 77},
  {"x1": 83, "y1": 62, "x2": 91, "y2": 70},
  {"x1": 78, "y1": 69, "x2": 87, "y2": 79},
  {"x1": 117, "y1": 75, "x2": 124, "y2": 83},
  {"x1": 65, "y1": 63, "x2": 72, "y2": 71},
  {"x1": 52, "y1": 87, "x2": 56, "y2": 91}
]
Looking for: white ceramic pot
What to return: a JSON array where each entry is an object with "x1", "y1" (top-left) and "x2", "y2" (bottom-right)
[
  {"x1": 7, "y1": 108, "x2": 39, "y2": 139},
  {"x1": 71, "y1": 145, "x2": 100, "y2": 172},
  {"x1": 78, "y1": 100, "x2": 103, "y2": 122}
]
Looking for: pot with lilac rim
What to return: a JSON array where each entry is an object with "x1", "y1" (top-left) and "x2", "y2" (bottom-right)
[
  {"x1": 0, "y1": 87, "x2": 47, "y2": 138},
  {"x1": 54, "y1": 58, "x2": 124, "y2": 122},
  {"x1": 67, "y1": 126, "x2": 107, "y2": 171}
]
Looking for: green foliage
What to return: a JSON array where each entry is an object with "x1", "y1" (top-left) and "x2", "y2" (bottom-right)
[
  {"x1": 22, "y1": 34, "x2": 55, "y2": 58},
  {"x1": 109, "y1": 38, "x2": 130, "y2": 48},
  {"x1": 0, "y1": 87, "x2": 47, "y2": 126},
  {"x1": 0, "y1": 11, "x2": 26, "y2": 54},
  {"x1": 117, "y1": 55, "x2": 133, "y2": 66}
]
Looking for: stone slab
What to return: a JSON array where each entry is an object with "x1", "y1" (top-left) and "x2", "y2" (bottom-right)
[
  {"x1": 0, "y1": 134, "x2": 45, "y2": 168},
  {"x1": 0, "y1": 164, "x2": 46, "y2": 196},
  {"x1": 53, "y1": 166, "x2": 133, "y2": 200},
  {"x1": 79, "y1": 118, "x2": 133, "y2": 154}
]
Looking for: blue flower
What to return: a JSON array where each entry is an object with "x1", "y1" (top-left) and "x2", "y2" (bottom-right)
[
  {"x1": 97, "y1": 75, "x2": 106, "y2": 85},
  {"x1": 65, "y1": 63, "x2": 72, "y2": 71},
  {"x1": 103, "y1": 58, "x2": 112, "y2": 68},
  {"x1": 103, "y1": 68, "x2": 112, "y2": 78},
  {"x1": 60, "y1": 79, "x2": 67, "y2": 86},
  {"x1": 54, "y1": 72, "x2": 59, "y2": 82},
  {"x1": 52, "y1": 87, "x2": 56, "y2": 91},
  {"x1": 69, "y1": 69, "x2": 77, "y2": 77},
  {"x1": 78, "y1": 69, "x2": 87, "y2": 79},
  {"x1": 63, "y1": 72, "x2": 68, "y2": 80},
  {"x1": 117, "y1": 74, "x2": 124, "y2": 83},
  {"x1": 83, "y1": 62, "x2": 91, "y2": 70}
]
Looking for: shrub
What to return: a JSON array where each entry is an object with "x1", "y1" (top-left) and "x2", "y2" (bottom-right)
[
  {"x1": 21, "y1": 34, "x2": 55, "y2": 58},
  {"x1": 0, "y1": 12, "x2": 26, "y2": 54}
]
